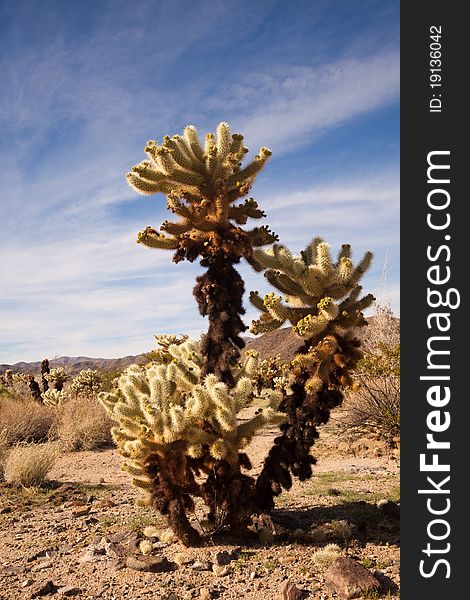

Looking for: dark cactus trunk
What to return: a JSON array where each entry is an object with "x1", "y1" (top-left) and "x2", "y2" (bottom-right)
[
  {"x1": 41, "y1": 358, "x2": 50, "y2": 392},
  {"x1": 253, "y1": 335, "x2": 356, "y2": 512},
  {"x1": 28, "y1": 375, "x2": 42, "y2": 403},
  {"x1": 144, "y1": 452, "x2": 202, "y2": 547},
  {"x1": 193, "y1": 254, "x2": 258, "y2": 536},
  {"x1": 199, "y1": 453, "x2": 256, "y2": 537},
  {"x1": 193, "y1": 256, "x2": 246, "y2": 387}
]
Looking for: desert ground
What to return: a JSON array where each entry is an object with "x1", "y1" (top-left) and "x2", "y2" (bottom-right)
[{"x1": 0, "y1": 416, "x2": 400, "y2": 600}]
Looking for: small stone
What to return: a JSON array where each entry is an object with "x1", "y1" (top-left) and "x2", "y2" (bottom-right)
[
  {"x1": 199, "y1": 589, "x2": 212, "y2": 600},
  {"x1": 126, "y1": 555, "x2": 176, "y2": 573},
  {"x1": 212, "y1": 564, "x2": 231, "y2": 577},
  {"x1": 93, "y1": 499, "x2": 115, "y2": 510},
  {"x1": 72, "y1": 506, "x2": 91, "y2": 517},
  {"x1": 284, "y1": 555, "x2": 298, "y2": 564},
  {"x1": 22, "y1": 579, "x2": 34, "y2": 587},
  {"x1": 249, "y1": 571, "x2": 257, "y2": 580},
  {"x1": 30, "y1": 580, "x2": 57, "y2": 598},
  {"x1": 57, "y1": 586, "x2": 81, "y2": 597},
  {"x1": 212, "y1": 550, "x2": 230, "y2": 565},
  {"x1": 0, "y1": 506, "x2": 12, "y2": 514},
  {"x1": 192, "y1": 560, "x2": 212, "y2": 572},
  {"x1": 28, "y1": 547, "x2": 59, "y2": 562},
  {"x1": 282, "y1": 581, "x2": 303, "y2": 600},
  {"x1": 228, "y1": 546, "x2": 241, "y2": 558},
  {"x1": 1, "y1": 565, "x2": 23, "y2": 576},
  {"x1": 325, "y1": 557, "x2": 380, "y2": 599},
  {"x1": 30, "y1": 561, "x2": 53, "y2": 572}
]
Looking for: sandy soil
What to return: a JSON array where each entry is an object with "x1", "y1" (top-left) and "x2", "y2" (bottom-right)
[{"x1": 0, "y1": 424, "x2": 400, "y2": 600}]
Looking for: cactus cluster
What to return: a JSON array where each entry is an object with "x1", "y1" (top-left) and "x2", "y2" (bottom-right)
[
  {"x1": 0, "y1": 370, "x2": 42, "y2": 402},
  {"x1": 99, "y1": 338, "x2": 282, "y2": 544},
  {"x1": 70, "y1": 369, "x2": 102, "y2": 396},
  {"x1": 120, "y1": 120, "x2": 375, "y2": 544},
  {"x1": 248, "y1": 351, "x2": 292, "y2": 394},
  {"x1": 44, "y1": 367, "x2": 68, "y2": 392},
  {"x1": 42, "y1": 388, "x2": 66, "y2": 406}
]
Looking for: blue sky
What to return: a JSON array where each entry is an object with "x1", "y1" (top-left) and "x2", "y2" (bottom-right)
[{"x1": 0, "y1": 0, "x2": 399, "y2": 363}]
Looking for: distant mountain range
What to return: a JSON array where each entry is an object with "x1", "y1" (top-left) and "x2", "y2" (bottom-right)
[
  {"x1": 0, "y1": 354, "x2": 146, "y2": 376},
  {"x1": 1, "y1": 320, "x2": 389, "y2": 376},
  {"x1": 0, "y1": 329, "x2": 301, "y2": 376}
]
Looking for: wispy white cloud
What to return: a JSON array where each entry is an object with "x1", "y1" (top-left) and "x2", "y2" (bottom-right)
[
  {"x1": 0, "y1": 1, "x2": 399, "y2": 363},
  {"x1": 209, "y1": 52, "x2": 399, "y2": 152}
]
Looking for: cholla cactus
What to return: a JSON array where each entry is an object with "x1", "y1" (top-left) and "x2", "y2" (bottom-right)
[
  {"x1": 70, "y1": 369, "x2": 102, "y2": 396},
  {"x1": 145, "y1": 334, "x2": 189, "y2": 365},
  {"x1": 1, "y1": 371, "x2": 41, "y2": 402},
  {"x1": 251, "y1": 239, "x2": 374, "y2": 511},
  {"x1": 250, "y1": 238, "x2": 374, "y2": 340},
  {"x1": 250, "y1": 353, "x2": 292, "y2": 394},
  {"x1": 128, "y1": 123, "x2": 278, "y2": 386},
  {"x1": 42, "y1": 388, "x2": 66, "y2": 406},
  {"x1": 99, "y1": 338, "x2": 282, "y2": 545},
  {"x1": 45, "y1": 367, "x2": 68, "y2": 391},
  {"x1": 128, "y1": 122, "x2": 277, "y2": 263}
]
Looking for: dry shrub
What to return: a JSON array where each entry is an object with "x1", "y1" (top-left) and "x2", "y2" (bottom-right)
[
  {"x1": 53, "y1": 394, "x2": 114, "y2": 451},
  {"x1": 339, "y1": 375, "x2": 400, "y2": 446},
  {"x1": 4, "y1": 442, "x2": 59, "y2": 487},
  {"x1": 0, "y1": 431, "x2": 10, "y2": 480},
  {"x1": 0, "y1": 397, "x2": 54, "y2": 445},
  {"x1": 338, "y1": 302, "x2": 400, "y2": 446}
]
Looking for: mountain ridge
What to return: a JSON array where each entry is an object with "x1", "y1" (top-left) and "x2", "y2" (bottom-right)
[{"x1": 1, "y1": 319, "x2": 389, "y2": 376}]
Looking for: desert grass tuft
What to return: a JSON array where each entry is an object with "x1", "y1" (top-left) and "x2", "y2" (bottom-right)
[
  {"x1": 53, "y1": 395, "x2": 114, "y2": 451},
  {"x1": 0, "y1": 398, "x2": 54, "y2": 444},
  {"x1": 3, "y1": 442, "x2": 60, "y2": 487}
]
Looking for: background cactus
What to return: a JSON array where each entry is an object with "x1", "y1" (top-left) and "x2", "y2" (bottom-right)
[
  {"x1": 42, "y1": 388, "x2": 66, "y2": 407},
  {"x1": 40, "y1": 359, "x2": 50, "y2": 393},
  {"x1": 44, "y1": 367, "x2": 68, "y2": 392},
  {"x1": 250, "y1": 239, "x2": 374, "y2": 510},
  {"x1": 70, "y1": 369, "x2": 102, "y2": 397},
  {"x1": 127, "y1": 122, "x2": 277, "y2": 385},
  {"x1": 144, "y1": 334, "x2": 189, "y2": 366},
  {"x1": 99, "y1": 338, "x2": 282, "y2": 545},
  {"x1": 1, "y1": 371, "x2": 42, "y2": 403}
]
